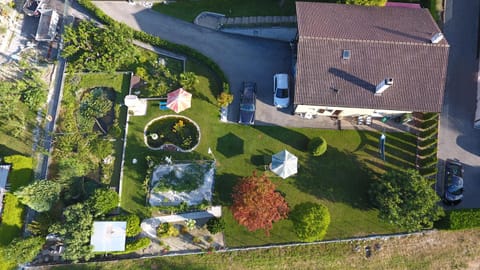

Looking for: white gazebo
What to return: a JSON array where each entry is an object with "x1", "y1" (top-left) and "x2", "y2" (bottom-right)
[
  {"x1": 270, "y1": 150, "x2": 298, "y2": 179},
  {"x1": 90, "y1": 221, "x2": 127, "y2": 252},
  {"x1": 124, "y1": 95, "x2": 147, "y2": 116}
]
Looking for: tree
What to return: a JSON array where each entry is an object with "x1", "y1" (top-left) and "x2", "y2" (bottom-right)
[
  {"x1": 231, "y1": 172, "x2": 289, "y2": 235},
  {"x1": 14, "y1": 180, "x2": 61, "y2": 212},
  {"x1": 62, "y1": 21, "x2": 136, "y2": 72},
  {"x1": 1, "y1": 237, "x2": 44, "y2": 265},
  {"x1": 206, "y1": 217, "x2": 225, "y2": 234},
  {"x1": 49, "y1": 203, "x2": 94, "y2": 262},
  {"x1": 308, "y1": 137, "x2": 327, "y2": 156},
  {"x1": 290, "y1": 202, "x2": 330, "y2": 242},
  {"x1": 370, "y1": 169, "x2": 444, "y2": 231},
  {"x1": 86, "y1": 188, "x2": 119, "y2": 217},
  {"x1": 345, "y1": 0, "x2": 386, "y2": 6}
]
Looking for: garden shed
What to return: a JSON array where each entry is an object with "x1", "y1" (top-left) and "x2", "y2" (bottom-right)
[{"x1": 90, "y1": 221, "x2": 127, "y2": 252}]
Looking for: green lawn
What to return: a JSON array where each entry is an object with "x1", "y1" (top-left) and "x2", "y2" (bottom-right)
[
  {"x1": 0, "y1": 155, "x2": 34, "y2": 270},
  {"x1": 152, "y1": 0, "x2": 298, "y2": 22},
  {"x1": 120, "y1": 59, "x2": 416, "y2": 246}
]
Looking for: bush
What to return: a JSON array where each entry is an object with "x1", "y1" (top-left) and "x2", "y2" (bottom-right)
[
  {"x1": 308, "y1": 137, "x2": 327, "y2": 156},
  {"x1": 111, "y1": 214, "x2": 141, "y2": 237},
  {"x1": 156, "y1": 223, "x2": 179, "y2": 238},
  {"x1": 290, "y1": 202, "x2": 330, "y2": 242},
  {"x1": 445, "y1": 209, "x2": 480, "y2": 230},
  {"x1": 206, "y1": 217, "x2": 225, "y2": 234},
  {"x1": 112, "y1": 237, "x2": 150, "y2": 255}
]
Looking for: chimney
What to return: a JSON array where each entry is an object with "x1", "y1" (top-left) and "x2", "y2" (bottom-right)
[
  {"x1": 375, "y1": 78, "x2": 393, "y2": 96},
  {"x1": 430, "y1": 33, "x2": 444, "y2": 44}
]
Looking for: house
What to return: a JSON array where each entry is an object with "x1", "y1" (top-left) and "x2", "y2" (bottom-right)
[
  {"x1": 293, "y1": 2, "x2": 449, "y2": 119},
  {"x1": 35, "y1": 9, "x2": 59, "y2": 41}
]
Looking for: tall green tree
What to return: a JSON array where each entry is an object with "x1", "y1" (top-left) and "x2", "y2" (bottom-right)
[
  {"x1": 62, "y1": 21, "x2": 136, "y2": 72},
  {"x1": 14, "y1": 180, "x2": 61, "y2": 212},
  {"x1": 86, "y1": 188, "x2": 119, "y2": 217},
  {"x1": 370, "y1": 169, "x2": 444, "y2": 231},
  {"x1": 49, "y1": 203, "x2": 94, "y2": 262}
]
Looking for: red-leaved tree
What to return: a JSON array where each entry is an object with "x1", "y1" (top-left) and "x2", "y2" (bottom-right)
[{"x1": 231, "y1": 172, "x2": 289, "y2": 235}]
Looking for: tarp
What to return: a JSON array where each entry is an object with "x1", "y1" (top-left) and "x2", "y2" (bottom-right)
[
  {"x1": 271, "y1": 150, "x2": 298, "y2": 179},
  {"x1": 167, "y1": 88, "x2": 192, "y2": 113},
  {"x1": 90, "y1": 221, "x2": 127, "y2": 252}
]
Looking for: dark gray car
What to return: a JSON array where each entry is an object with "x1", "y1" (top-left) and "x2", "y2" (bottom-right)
[
  {"x1": 444, "y1": 159, "x2": 464, "y2": 205},
  {"x1": 239, "y1": 82, "x2": 256, "y2": 125}
]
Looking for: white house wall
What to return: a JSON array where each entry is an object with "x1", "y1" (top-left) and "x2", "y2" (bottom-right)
[{"x1": 294, "y1": 104, "x2": 410, "y2": 117}]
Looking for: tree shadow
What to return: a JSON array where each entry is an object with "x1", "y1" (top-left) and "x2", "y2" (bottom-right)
[
  {"x1": 249, "y1": 149, "x2": 275, "y2": 168},
  {"x1": 294, "y1": 147, "x2": 375, "y2": 210},
  {"x1": 0, "y1": 144, "x2": 22, "y2": 157},
  {"x1": 213, "y1": 173, "x2": 241, "y2": 206},
  {"x1": 254, "y1": 126, "x2": 309, "y2": 151},
  {"x1": 216, "y1": 132, "x2": 244, "y2": 158}
]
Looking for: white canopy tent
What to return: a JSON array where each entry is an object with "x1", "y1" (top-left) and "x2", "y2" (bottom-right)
[
  {"x1": 270, "y1": 150, "x2": 298, "y2": 179},
  {"x1": 90, "y1": 221, "x2": 127, "y2": 252}
]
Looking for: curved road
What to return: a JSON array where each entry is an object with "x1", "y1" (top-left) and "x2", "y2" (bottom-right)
[{"x1": 94, "y1": 2, "x2": 291, "y2": 122}]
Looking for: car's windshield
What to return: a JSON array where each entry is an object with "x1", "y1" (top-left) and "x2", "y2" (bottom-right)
[
  {"x1": 240, "y1": 104, "x2": 255, "y2": 111},
  {"x1": 276, "y1": 88, "x2": 288, "y2": 98},
  {"x1": 449, "y1": 188, "x2": 463, "y2": 196}
]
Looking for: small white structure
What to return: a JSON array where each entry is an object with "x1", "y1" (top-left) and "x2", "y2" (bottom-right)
[
  {"x1": 90, "y1": 221, "x2": 127, "y2": 252},
  {"x1": 270, "y1": 150, "x2": 298, "y2": 179},
  {"x1": 35, "y1": 10, "x2": 59, "y2": 41},
  {"x1": 124, "y1": 95, "x2": 147, "y2": 116},
  {"x1": 0, "y1": 165, "x2": 11, "y2": 217}
]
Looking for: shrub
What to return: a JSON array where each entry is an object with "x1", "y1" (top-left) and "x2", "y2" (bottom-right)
[
  {"x1": 157, "y1": 223, "x2": 179, "y2": 238},
  {"x1": 290, "y1": 202, "x2": 330, "y2": 242},
  {"x1": 111, "y1": 214, "x2": 141, "y2": 237},
  {"x1": 205, "y1": 235, "x2": 214, "y2": 243},
  {"x1": 206, "y1": 217, "x2": 225, "y2": 234},
  {"x1": 192, "y1": 236, "x2": 202, "y2": 244},
  {"x1": 308, "y1": 137, "x2": 327, "y2": 156},
  {"x1": 112, "y1": 238, "x2": 150, "y2": 255},
  {"x1": 446, "y1": 209, "x2": 480, "y2": 230}
]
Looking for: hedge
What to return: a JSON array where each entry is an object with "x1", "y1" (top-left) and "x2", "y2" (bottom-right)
[
  {"x1": 443, "y1": 209, "x2": 480, "y2": 230},
  {"x1": 111, "y1": 237, "x2": 151, "y2": 255},
  {"x1": 308, "y1": 137, "x2": 327, "y2": 156},
  {"x1": 110, "y1": 214, "x2": 141, "y2": 237},
  {"x1": 77, "y1": 0, "x2": 229, "y2": 88}
]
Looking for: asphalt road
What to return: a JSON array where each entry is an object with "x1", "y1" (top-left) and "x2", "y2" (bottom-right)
[
  {"x1": 94, "y1": 2, "x2": 291, "y2": 123},
  {"x1": 439, "y1": 0, "x2": 480, "y2": 208}
]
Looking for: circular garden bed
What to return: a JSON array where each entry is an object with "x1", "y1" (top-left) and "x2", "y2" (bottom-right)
[{"x1": 144, "y1": 115, "x2": 200, "y2": 152}]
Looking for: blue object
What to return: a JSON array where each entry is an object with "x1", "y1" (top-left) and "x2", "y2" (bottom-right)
[{"x1": 159, "y1": 101, "x2": 168, "y2": 110}]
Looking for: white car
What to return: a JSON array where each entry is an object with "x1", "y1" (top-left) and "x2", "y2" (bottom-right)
[{"x1": 273, "y1": 73, "x2": 290, "y2": 108}]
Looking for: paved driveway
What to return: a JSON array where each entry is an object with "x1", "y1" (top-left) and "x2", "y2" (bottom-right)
[
  {"x1": 94, "y1": 2, "x2": 292, "y2": 124},
  {"x1": 439, "y1": 0, "x2": 480, "y2": 208}
]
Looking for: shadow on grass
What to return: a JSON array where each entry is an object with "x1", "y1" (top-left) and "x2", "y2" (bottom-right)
[
  {"x1": 294, "y1": 147, "x2": 374, "y2": 210},
  {"x1": 216, "y1": 132, "x2": 244, "y2": 158},
  {"x1": 255, "y1": 126, "x2": 309, "y2": 151},
  {"x1": 213, "y1": 173, "x2": 241, "y2": 206},
  {"x1": 249, "y1": 149, "x2": 275, "y2": 168},
  {"x1": 0, "y1": 144, "x2": 22, "y2": 157}
]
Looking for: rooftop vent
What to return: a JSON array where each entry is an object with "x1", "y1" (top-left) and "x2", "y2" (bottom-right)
[
  {"x1": 430, "y1": 33, "x2": 444, "y2": 44},
  {"x1": 375, "y1": 78, "x2": 393, "y2": 96},
  {"x1": 342, "y1": 50, "x2": 351, "y2": 60}
]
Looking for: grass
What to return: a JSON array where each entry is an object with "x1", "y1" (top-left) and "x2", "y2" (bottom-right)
[
  {"x1": 0, "y1": 156, "x2": 34, "y2": 269},
  {"x1": 51, "y1": 229, "x2": 480, "y2": 270},
  {"x1": 120, "y1": 58, "x2": 416, "y2": 245},
  {"x1": 152, "y1": 0, "x2": 297, "y2": 22}
]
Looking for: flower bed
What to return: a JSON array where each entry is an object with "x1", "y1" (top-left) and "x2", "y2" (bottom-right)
[{"x1": 144, "y1": 115, "x2": 200, "y2": 152}]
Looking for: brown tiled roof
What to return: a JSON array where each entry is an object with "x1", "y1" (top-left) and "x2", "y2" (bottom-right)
[{"x1": 294, "y1": 2, "x2": 449, "y2": 112}]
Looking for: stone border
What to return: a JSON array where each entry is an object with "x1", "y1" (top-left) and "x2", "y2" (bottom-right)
[{"x1": 144, "y1": 115, "x2": 201, "y2": 152}]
